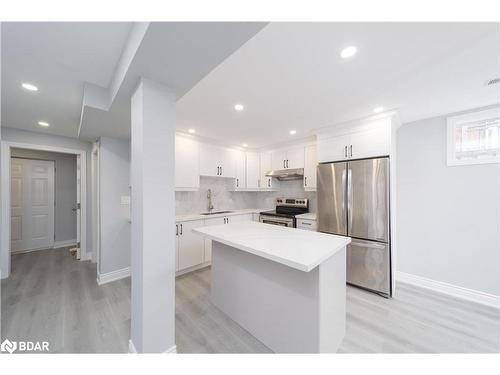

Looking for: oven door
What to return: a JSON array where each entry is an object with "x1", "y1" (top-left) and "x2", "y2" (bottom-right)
[{"x1": 259, "y1": 215, "x2": 295, "y2": 227}]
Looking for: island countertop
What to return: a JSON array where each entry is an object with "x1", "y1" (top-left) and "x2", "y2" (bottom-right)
[{"x1": 193, "y1": 221, "x2": 351, "y2": 272}]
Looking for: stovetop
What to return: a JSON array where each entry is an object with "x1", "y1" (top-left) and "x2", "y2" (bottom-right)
[
  {"x1": 260, "y1": 210, "x2": 297, "y2": 219},
  {"x1": 260, "y1": 198, "x2": 309, "y2": 218}
]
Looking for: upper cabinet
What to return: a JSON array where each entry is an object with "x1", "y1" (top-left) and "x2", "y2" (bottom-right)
[
  {"x1": 233, "y1": 150, "x2": 246, "y2": 189},
  {"x1": 304, "y1": 145, "x2": 317, "y2": 191},
  {"x1": 246, "y1": 152, "x2": 261, "y2": 189},
  {"x1": 199, "y1": 143, "x2": 236, "y2": 178},
  {"x1": 260, "y1": 152, "x2": 279, "y2": 190},
  {"x1": 175, "y1": 136, "x2": 200, "y2": 191},
  {"x1": 271, "y1": 146, "x2": 305, "y2": 170},
  {"x1": 317, "y1": 116, "x2": 394, "y2": 163}
]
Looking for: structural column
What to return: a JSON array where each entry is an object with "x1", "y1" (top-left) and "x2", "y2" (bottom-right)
[{"x1": 130, "y1": 78, "x2": 176, "y2": 353}]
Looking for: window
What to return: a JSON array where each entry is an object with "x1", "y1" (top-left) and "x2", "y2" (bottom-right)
[{"x1": 447, "y1": 107, "x2": 500, "y2": 166}]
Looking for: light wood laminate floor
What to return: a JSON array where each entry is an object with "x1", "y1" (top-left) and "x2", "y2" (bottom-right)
[{"x1": 1, "y1": 248, "x2": 499, "y2": 353}]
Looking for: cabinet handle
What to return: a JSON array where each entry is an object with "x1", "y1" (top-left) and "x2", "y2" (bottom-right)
[
  {"x1": 180, "y1": 224, "x2": 183, "y2": 235},
  {"x1": 286, "y1": 159, "x2": 289, "y2": 168},
  {"x1": 220, "y1": 167, "x2": 223, "y2": 176},
  {"x1": 283, "y1": 160, "x2": 286, "y2": 169},
  {"x1": 350, "y1": 145, "x2": 353, "y2": 157},
  {"x1": 236, "y1": 178, "x2": 239, "y2": 187},
  {"x1": 304, "y1": 176, "x2": 307, "y2": 186},
  {"x1": 344, "y1": 146, "x2": 347, "y2": 158},
  {"x1": 176, "y1": 224, "x2": 178, "y2": 236},
  {"x1": 267, "y1": 179, "x2": 270, "y2": 187},
  {"x1": 227, "y1": 217, "x2": 229, "y2": 224}
]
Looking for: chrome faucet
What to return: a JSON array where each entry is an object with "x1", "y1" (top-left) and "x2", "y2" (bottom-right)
[{"x1": 207, "y1": 189, "x2": 214, "y2": 212}]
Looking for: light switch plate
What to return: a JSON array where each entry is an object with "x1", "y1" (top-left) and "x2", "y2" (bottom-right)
[{"x1": 121, "y1": 196, "x2": 131, "y2": 205}]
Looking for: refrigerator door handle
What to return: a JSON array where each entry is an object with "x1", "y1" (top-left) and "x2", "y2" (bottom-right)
[
  {"x1": 347, "y1": 168, "x2": 352, "y2": 231},
  {"x1": 341, "y1": 168, "x2": 346, "y2": 219}
]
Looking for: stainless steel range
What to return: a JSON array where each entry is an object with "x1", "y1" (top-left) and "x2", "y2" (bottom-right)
[{"x1": 259, "y1": 198, "x2": 309, "y2": 228}]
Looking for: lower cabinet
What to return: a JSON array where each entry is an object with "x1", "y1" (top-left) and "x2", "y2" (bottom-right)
[
  {"x1": 296, "y1": 218, "x2": 317, "y2": 231},
  {"x1": 176, "y1": 219, "x2": 205, "y2": 272}
]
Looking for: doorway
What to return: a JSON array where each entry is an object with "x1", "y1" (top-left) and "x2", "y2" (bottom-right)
[{"x1": 0, "y1": 142, "x2": 87, "y2": 279}]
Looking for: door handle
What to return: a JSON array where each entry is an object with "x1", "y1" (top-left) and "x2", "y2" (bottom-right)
[{"x1": 180, "y1": 223, "x2": 183, "y2": 235}]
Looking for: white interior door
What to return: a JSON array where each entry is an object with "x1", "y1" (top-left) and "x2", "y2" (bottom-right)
[{"x1": 10, "y1": 158, "x2": 55, "y2": 252}]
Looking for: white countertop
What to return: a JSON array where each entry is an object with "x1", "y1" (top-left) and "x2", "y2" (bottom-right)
[
  {"x1": 176, "y1": 208, "x2": 267, "y2": 222},
  {"x1": 193, "y1": 221, "x2": 350, "y2": 272},
  {"x1": 295, "y1": 212, "x2": 317, "y2": 220}
]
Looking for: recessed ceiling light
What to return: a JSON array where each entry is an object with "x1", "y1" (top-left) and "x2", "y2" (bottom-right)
[
  {"x1": 22, "y1": 82, "x2": 38, "y2": 92},
  {"x1": 289, "y1": 130, "x2": 297, "y2": 135},
  {"x1": 242, "y1": 143, "x2": 248, "y2": 147},
  {"x1": 234, "y1": 104, "x2": 244, "y2": 111},
  {"x1": 373, "y1": 106, "x2": 385, "y2": 113},
  {"x1": 188, "y1": 128, "x2": 196, "y2": 134},
  {"x1": 38, "y1": 121, "x2": 49, "y2": 127},
  {"x1": 340, "y1": 46, "x2": 357, "y2": 59}
]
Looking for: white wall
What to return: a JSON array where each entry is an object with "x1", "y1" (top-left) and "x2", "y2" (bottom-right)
[
  {"x1": 11, "y1": 148, "x2": 77, "y2": 243},
  {"x1": 98, "y1": 137, "x2": 131, "y2": 275},
  {"x1": 397, "y1": 106, "x2": 500, "y2": 297},
  {"x1": 1, "y1": 127, "x2": 93, "y2": 257}
]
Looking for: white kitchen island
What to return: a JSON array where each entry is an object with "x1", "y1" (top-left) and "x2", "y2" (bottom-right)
[{"x1": 193, "y1": 221, "x2": 351, "y2": 353}]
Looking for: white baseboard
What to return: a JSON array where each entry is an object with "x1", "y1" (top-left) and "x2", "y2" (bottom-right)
[
  {"x1": 80, "y1": 251, "x2": 92, "y2": 261},
  {"x1": 128, "y1": 340, "x2": 177, "y2": 354},
  {"x1": 53, "y1": 239, "x2": 77, "y2": 249},
  {"x1": 396, "y1": 271, "x2": 500, "y2": 309},
  {"x1": 97, "y1": 267, "x2": 130, "y2": 285}
]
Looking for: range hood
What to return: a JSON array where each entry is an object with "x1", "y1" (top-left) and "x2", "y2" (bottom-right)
[{"x1": 265, "y1": 168, "x2": 304, "y2": 181}]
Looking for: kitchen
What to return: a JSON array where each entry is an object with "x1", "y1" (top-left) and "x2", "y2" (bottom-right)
[{"x1": 1, "y1": 20, "x2": 498, "y2": 358}]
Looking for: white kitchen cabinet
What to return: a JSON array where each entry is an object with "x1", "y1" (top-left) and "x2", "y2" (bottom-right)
[
  {"x1": 260, "y1": 152, "x2": 278, "y2": 189},
  {"x1": 317, "y1": 134, "x2": 350, "y2": 163},
  {"x1": 304, "y1": 145, "x2": 317, "y2": 191},
  {"x1": 271, "y1": 147, "x2": 305, "y2": 170},
  {"x1": 175, "y1": 136, "x2": 200, "y2": 191},
  {"x1": 199, "y1": 143, "x2": 236, "y2": 178},
  {"x1": 233, "y1": 150, "x2": 246, "y2": 189},
  {"x1": 317, "y1": 119, "x2": 390, "y2": 163},
  {"x1": 177, "y1": 219, "x2": 206, "y2": 271},
  {"x1": 246, "y1": 152, "x2": 261, "y2": 189},
  {"x1": 296, "y1": 218, "x2": 317, "y2": 231}
]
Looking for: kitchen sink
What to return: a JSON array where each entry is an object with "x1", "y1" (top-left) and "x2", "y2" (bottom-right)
[{"x1": 200, "y1": 211, "x2": 233, "y2": 215}]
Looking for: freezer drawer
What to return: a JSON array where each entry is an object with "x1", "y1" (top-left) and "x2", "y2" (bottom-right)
[{"x1": 347, "y1": 239, "x2": 390, "y2": 296}]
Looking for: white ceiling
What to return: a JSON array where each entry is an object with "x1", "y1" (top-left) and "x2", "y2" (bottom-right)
[
  {"x1": 176, "y1": 23, "x2": 500, "y2": 149},
  {"x1": 2, "y1": 22, "x2": 499, "y2": 146},
  {"x1": 1, "y1": 22, "x2": 133, "y2": 137}
]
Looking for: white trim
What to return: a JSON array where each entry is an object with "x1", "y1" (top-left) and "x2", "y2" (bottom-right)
[
  {"x1": 1, "y1": 141, "x2": 88, "y2": 279},
  {"x1": 53, "y1": 239, "x2": 78, "y2": 249},
  {"x1": 97, "y1": 267, "x2": 130, "y2": 285},
  {"x1": 128, "y1": 340, "x2": 177, "y2": 354},
  {"x1": 396, "y1": 271, "x2": 500, "y2": 309}
]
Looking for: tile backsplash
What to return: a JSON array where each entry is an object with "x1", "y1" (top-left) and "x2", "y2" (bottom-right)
[{"x1": 175, "y1": 176, "x2": 317, "y2": 215}]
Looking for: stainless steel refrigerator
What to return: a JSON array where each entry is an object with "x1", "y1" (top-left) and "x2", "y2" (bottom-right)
[{"x1": 317, "y1": 157, "x2": 391, "y2": 297}]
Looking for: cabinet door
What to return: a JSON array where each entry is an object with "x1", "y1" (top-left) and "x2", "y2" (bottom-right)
[
  {"x1": 317, "y1": 134, "x2": 350, "y2": 163},
  {"x1": 233, "y1": 150, "x2": 246, "y2": 189},
  {"x1": 203, "y1": 217, "x2": 226, "y2": 262},
  {"x1": 260, "y1": 152, "x2": 276, "y2": 189},
  {"x1": 175, "y1": 136, "x2": 200, "y2": 190},
  {"x1": 349, "y1": 124, "x2": 390, "y2": 160},
  {"x1": 199, "y1": 143, "x2": 221, "y2": 177},
  {"x1": 304, "y1": 145, "x2": 317, "y2": 190},
  {"x1": 286, "y1": 147, "x2": 305, "y2": 169},
  {"x1": 271, "y1": 150, "x2": 287, "y2": 170},
  {"x1": 246, "y1": 152, "x2": 260, "y2": 189},
  {"x1": 178, "y1": 220, "x2": 205, "y2": 271},
  {"x1": 220, "y1": 148, "x2": 237, "y2": 178}
]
